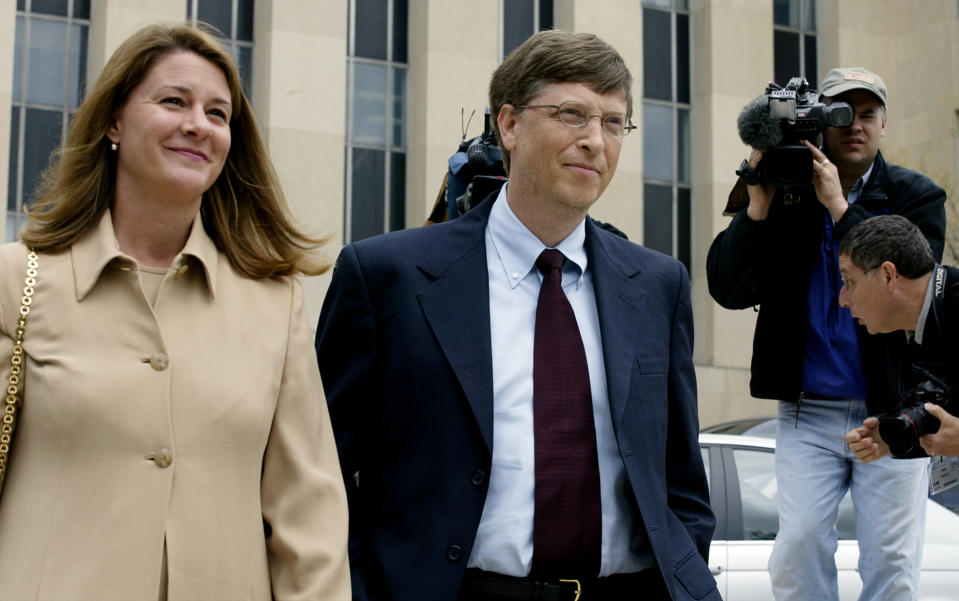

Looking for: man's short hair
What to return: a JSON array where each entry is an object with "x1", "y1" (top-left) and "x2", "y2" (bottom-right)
[
  {"x1": 488, "y1": 29, "x2": 633, "y2": 173},
  {"x1": 839, "y1": 215, "x2": 935, "y2": 278}
]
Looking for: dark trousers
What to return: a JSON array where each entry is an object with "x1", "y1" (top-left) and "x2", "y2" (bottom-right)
[{"x1": 458, "y1": 567, "x2": 670, "y2": 601}]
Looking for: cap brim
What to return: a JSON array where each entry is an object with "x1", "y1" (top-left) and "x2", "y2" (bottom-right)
[{"x1": 821, "y1": 82, "x2": 885, "y2": 105}]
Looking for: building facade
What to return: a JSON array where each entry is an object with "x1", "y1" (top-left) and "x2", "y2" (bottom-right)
[{"x1": 2, "y1": 0, "x2": 958, "y2": 426}]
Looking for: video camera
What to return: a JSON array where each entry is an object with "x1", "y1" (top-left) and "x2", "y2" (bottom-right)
[
  {"x1": 877, "y1": 367, "x2": 953, "y2": 457},
  {"x1": 737, "y1": 77, "x2": 854, "y2": 188}
]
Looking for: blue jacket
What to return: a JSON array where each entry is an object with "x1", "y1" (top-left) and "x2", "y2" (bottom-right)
[{"x1": 316, "y1": 196, "x2": 719, "y2": 601}]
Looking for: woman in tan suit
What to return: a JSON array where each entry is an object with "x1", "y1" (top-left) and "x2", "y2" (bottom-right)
[{"x1": 0, "y1": 24, "x2": 349, "y2": 601}]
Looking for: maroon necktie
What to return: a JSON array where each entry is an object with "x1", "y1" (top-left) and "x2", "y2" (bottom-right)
[{"x1": 530, "y1": 249, "x2": 602, "y2": 579}]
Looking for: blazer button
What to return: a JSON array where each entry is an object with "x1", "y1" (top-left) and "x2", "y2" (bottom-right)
[
  {"x1": 470, "y1": 470, "x2": 486, "y2": 486},
  {"x1": 446, "y1": 545, "x2": 463, "y2": 562},
  {"x1": 149, "y1": 352, "x2": 169, "y2": 371},
  {"x1": 153, "y1": 448, "x2": 173, "y2": 468}
]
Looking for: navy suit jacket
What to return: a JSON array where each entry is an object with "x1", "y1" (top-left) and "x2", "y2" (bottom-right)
[{"x1": 315, "y1": 197, "x2": 719, "y2": 601}]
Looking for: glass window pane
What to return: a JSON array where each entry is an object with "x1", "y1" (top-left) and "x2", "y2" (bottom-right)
[
  {"x1": 644, "y1": 0, "x2": 671, "y2": 7},
  {"x1": 13, "y1": 16, "x2": 24, "y2": 102},
  {"x1": 390, "y1": 151, "x2": 405, "y2": 232},
  {"x1": 237, "y1": 0, "x2": 254, "y2": 41},
  {"x1": 7, "y1": 108, "x2": 19, "y2": 213},
  {"x1": 392, "y1": 0, "x2": 408, "y2": 63},
  {"x1": 198, "y1": 0, "x2": 233, "y2": 37},
  {"x1": 30, "y1": 0, "x2": 68, "y2": 16},
  {"x1": 73, "y1": 0, "x2": 91, "y2": 19},
  {"x1": 354, "y1": 0, "x2": 388, "y2": 60},
  {"x1": 17, "y1": 0, "x2": 25, "y2": 11},
  {"x1": 503, "y1": 0, "x2": 535, "y2": 57},
  {"x1": 804, "y1": 34, "x2": 818, "y2": 88},
  {"x1": 27, "y1": 19, "x2": 68, "y2": 106},
  {"x1": 392, "y1": 68, "x2": 405, "y2": 148},
  {"x1": 677, "y1": 108, "x2": 689, "y2": 184},
  {"x1": 68, "y1": 23, "x2": 88, "y2": 108},
  {"x1": 701, "y1": 447, "x2": 710, "y2": 493},
  {"x1": 23, "y1": 108, "x2": 63, "y2": 206},
  {"x1": 773, "y1": 0, "x2": 798, "y2": 27},
  {"x1": 803, "y1": 0, "x2": 816, "y2": 30},
  {"x1": 676, "y1": 14, "x2": 689, "y2": 104},
  {"x1": 539, "y1": 0, "x2": 553, "y2": 29},
  {"x1": 675, "y1": 0, "x2": 688, "y2": 9},
  {"x1": 733, "y1": 449, "x2": 779, "y2": 540},
  {"x1": 6, "y1": 216, "x2": 18, "y2": 242},
  {"x1": 187, "y1": 0, "x2": 193, "y2": 19},
  {"x1": 643, "y1": 103, "x2": 673, "y2": 181},
  {"x1": 351, "y1": 147, "x2": 385, "y2": 241},
  {"x1": 237, "y1": 45, "x2": 253, "y2": 98},
  {"x1": 643, "y1": 183, "x2": 672, "y2": 255},
  {"x1": 352, "y1": 62, "x2": 387, "y2": 145},
  {"x1": 774, "y1": 30, "x2": 800, "y2": 88},
  {"x1": 643, "y1": 8, "x2": 672, "y2": 101},
  {"x1": 677, "y1": 186, "x2": 690, "y2": 270}
]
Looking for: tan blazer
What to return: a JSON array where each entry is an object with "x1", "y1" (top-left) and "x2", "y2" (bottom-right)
[{"x1": 0, "y1": 212, "x2": 350, "y2": 601}]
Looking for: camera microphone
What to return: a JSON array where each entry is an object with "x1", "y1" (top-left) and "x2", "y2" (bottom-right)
[{"x1": 737, "y1": 94, "x2": 783, "y2": 151}]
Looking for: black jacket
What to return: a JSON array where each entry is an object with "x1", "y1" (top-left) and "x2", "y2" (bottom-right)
[
  {"x1": 870, "y1": 265, "x2": 959, "y2": 457},
  {"x1": 706, "y1": 151, "x2": 946, "y2": 412}
]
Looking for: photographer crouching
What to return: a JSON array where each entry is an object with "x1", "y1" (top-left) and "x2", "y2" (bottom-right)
[
  {"x1": 707, "y1": 67, "x2": 946, "y2": 601},
  {"x1": 843, "y1": 215, "x2": 959, "y2": 462}
]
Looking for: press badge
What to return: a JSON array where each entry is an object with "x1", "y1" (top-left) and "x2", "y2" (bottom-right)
[{"x1": 929, "y1": 455, "x2": 959, "y2": 495}]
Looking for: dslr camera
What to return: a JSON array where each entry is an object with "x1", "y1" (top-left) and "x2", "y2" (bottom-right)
[
  {"x1": 876, "y1": 368, "x2": 953, "y2": 456},
  {"x1": 737, "y1": 76, "x2": 854, "y2": 188}
]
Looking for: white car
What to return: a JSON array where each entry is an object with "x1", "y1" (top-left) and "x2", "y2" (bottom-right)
[{"x1": 699, "y1": 432, "x2": 959, "y2": 600}]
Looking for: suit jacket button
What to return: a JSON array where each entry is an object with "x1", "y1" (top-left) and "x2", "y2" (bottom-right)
[
  {"x1": 152, "y1": 449, "x2": 173, "y2": 468},
  {"x1": 149, "y1": 352, "x2": 169, "y2": 371},
  {"x1": 446, "y1": 545, "x2": 463, "y2": 562},
  {"x1": 471, "y1": 470, "x2": 486, "y2": 486}
]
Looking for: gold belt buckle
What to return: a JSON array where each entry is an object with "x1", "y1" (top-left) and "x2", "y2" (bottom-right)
[{"x1": 559, "y1": 578, "x2": 581, "y2": 601}]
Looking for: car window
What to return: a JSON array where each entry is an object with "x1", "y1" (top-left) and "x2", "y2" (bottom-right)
[
  {"x1": 732, "y1": 447, "x2": 857, "y2": 541},
  {"x1": 733, "y1": 449, "x2": 779, "y2": 540},
  {"x1": 701, "y1": 447, "x2": 710, "y2": 493}
]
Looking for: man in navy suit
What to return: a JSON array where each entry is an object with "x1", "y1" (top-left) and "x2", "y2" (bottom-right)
[{"x1": 315, "y1": 29, "x2": 718, "y2": 601}]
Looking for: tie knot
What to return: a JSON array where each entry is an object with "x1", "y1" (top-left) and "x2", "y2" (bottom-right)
[{"x1": 536, "y1": 249, "x2": 566, "y2": 275}]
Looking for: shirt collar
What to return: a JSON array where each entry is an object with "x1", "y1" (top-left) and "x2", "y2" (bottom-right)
[
  {"x1": 911, "y1": 267, "x2": 937, "y2": 345},
  {"x1": 487, "y1": 183, "x2": 588, "y2": 289},
  {"x1": 71, "y1": 208, "x2": 218, "y2": 301},
  {"x1": 846, "y1": 162, "x2": 875, "y2": 205}
]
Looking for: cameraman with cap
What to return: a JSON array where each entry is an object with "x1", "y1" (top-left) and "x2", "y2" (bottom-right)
[
  {"x1": 707, "y1": 67, "x2": 946, "y2": 601},
  {"x1": 841, "y1": 215, "x2": 959, "y2": 462}
]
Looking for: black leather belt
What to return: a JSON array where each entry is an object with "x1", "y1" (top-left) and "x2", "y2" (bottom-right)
[{"x1": 460, "y1": 568, "x2": 664, "y2": 601}]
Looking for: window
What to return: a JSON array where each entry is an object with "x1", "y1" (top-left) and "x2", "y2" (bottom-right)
[
  {"x1": 641, "y1": 0, "x2": 691, "y2": 271},
  {"x1": 186, "y1": 0, "x2": 254, "y2": 96},
  {"x1": 729, "y1": 447, "x2": 856, "y2": 541},
  {"x1": 501, "y1": 0, "x2": 553, "y2": 59},
  {"x1": 344, "y1": 0, "x2": 408, "y2": 243},
  {"x1": 773, "y1": 0, "x2": 817, "y2": 89},
  {"x1": 7, "y1": 0, "x2": 90, "y2": 241}
]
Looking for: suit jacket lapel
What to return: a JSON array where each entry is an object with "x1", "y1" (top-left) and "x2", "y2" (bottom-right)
[
  {"x1": 586, "y1": 220, "x2": 647, "y2": 429},
  {"x1": 417, "y1": 202, "x2": 496, "y2": 452}
]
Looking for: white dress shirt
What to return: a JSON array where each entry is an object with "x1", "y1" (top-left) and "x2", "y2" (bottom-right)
[{"x1": 467, "y1": 184, "x2": 653, "y2": 577}]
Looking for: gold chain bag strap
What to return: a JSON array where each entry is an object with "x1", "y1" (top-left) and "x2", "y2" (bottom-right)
[{"x1": 0, "y1": 250, "x2": 38, "y2": 494}]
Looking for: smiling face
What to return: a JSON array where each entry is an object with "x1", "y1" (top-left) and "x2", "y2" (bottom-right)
[
  {"x1": 822, "y1": 89, "x2": 885, "y2": 179},
  {"x1": 838, "y1": 254, "x2": 893, "y2": 334},
  {"x1": 497, "y1": 81, "x2": 626, "y2": 222},
  {"x1": 108, "y1": 50, "x2": 232, "y2": 209}
]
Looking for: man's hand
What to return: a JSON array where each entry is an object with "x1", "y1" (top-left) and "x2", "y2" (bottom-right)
[
  {"x1": 744, "y1": 148, "x2": 776, "y2": 222},
  {"x1": 802, "y1": 140, "x2": 848, "y2": 222},
  {"x1": 920, "y1": 403, "x2": 959, "y2": 457},
  {"x1": 845, "y1": 416, "x2": 891, "y2": 463}
]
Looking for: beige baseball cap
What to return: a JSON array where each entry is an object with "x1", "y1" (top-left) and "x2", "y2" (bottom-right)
[{"x1": 819, "y1": 67, "x2": 887, "y2": 106}]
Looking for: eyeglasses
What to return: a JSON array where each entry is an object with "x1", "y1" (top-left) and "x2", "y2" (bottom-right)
[{"x1": 513, "y1": 101, "x2": 636, "y2": 139}]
